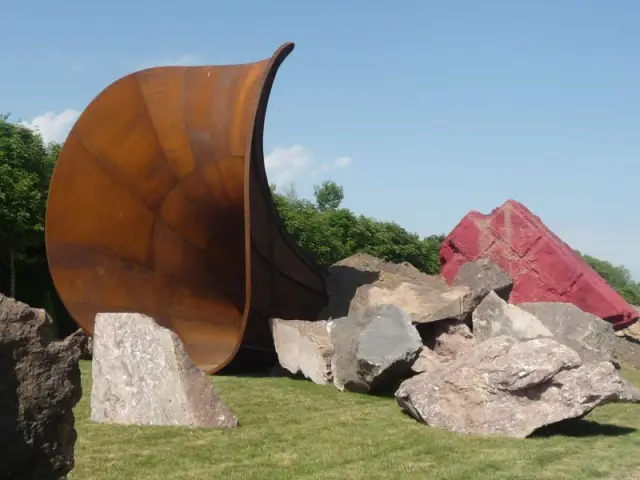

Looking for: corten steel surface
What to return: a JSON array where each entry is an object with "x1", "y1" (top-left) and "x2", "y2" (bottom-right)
[{"x1": 45, "y1": 42, "x2": 329, "y2": 373}]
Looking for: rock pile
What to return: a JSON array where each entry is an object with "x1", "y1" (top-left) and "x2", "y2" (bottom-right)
[
  {"x1": 270, "y1": 254, "x2": 640, "y2": 438},
  {"x1": 0, "y1": 294, "x2": 82, "y2": 480}
]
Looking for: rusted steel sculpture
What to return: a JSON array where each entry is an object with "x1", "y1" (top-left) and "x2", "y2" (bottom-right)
[{"x1": 45, "y1": 42, "x2": 328, "y2": 373}]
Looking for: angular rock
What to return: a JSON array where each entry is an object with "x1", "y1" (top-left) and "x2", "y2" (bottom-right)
[
  {"x1": 270, "y1": 318, "x2": 334, "y2": 384},
  {"x1": 355, "y1": 280, "x2": 470, "y2": 325},
  {"x1": 453, "y1": 259, "x2": 514, "y2": 317},
  {"x1": 519, "y1": 302, "x2": 618, "y2": 364},
  {"x1": 318, "y1": 253, "x2": 387, "y2": 319},
  {"x1": 330, "y1": 304, "x2": 422, "y2": 393},
  {"x1": 395, "y1": 336, "x2": 640, "y2": 438},
  {"x1": 616, "y1": 319, "x2": 640, "y2": 342},
  {"x1": 440, "y1": 199, "x2": 638, "y2": 328},
  {"x1": 329, "y1": 253, "x2": 426, "y2": 282},
  {"x1": 321, "y1": 253, "x2": 471, "y2": 324},
  {"x1": 411, "y1": 347, "x2": 442, "y2": 374},
  {"x1": 613, "y1": 336, "x2": 640, "y2": 369},
  {"x1": 472, "y1": 291, "x2": 553, "y2": 341},
  {"x1": 67, "y1": 328, "x2": 93, "y2": 360},
  {"x1": 91, "y1": 312, "x2": 238, "y2": 428},
  {"x1": 419, "y1": 319, "x2": 476, "y2": 362},
  {"x1": 0, "y1": 294, "x2": 82, "y2": 480},
  {"x1": 613, "y1": 319, "x2": 640, "y2": 368}
]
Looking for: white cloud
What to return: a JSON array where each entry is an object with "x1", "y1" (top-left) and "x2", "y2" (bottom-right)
[
  {"x1": 21, "y1": 109, "x2": 80, "y2": 144},
  {"x1": 314, "y1": 156, "x2": 353, "y2": 173},
  {"x1": 265, "y1": 145, "x2": 353, "y2": 188},
  {"x1": 137, "y1": 54, "x2": 201, "y2": 69}
]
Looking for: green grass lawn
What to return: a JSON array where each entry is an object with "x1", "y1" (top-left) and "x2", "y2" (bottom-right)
[{"x1": 70, "y1": 361, "x2": 640, "y2": 480}]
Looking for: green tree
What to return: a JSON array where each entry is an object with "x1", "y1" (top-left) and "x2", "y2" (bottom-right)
[
  {"x1": 582, "y1": 254, "x2": 640, "y2": 305},
  {"x1": 314, "y1": 180, "x2": 344, "y2": 211},
  {"x1": 271, "y1": 181, "x2": 444, "y2": 274},
  {"x1": 0, "y1": 115, "x2": 54, "y2": 297}
]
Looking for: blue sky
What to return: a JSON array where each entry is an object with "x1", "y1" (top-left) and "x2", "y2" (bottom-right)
[{"x1": 2, "y1": 1, "x2": 639, "y2": 277}]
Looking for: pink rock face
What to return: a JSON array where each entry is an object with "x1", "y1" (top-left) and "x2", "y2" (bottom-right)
[{"x1": 440, "y1": 200, "x2": 638, "y2": 329}]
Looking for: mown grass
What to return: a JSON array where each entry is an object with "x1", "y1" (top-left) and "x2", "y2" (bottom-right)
[{"x1": 70, "y1": 362, "x2": 640, "y2": 480}]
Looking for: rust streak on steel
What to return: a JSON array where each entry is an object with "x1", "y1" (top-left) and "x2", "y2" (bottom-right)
[{"x1": 45, "y1": 42, "x2": 329, "y2": 373}]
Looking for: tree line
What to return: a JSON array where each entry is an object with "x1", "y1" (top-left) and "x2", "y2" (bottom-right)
[{"x1": 1, "y1": 114, "x2": 639, "y2": 337}]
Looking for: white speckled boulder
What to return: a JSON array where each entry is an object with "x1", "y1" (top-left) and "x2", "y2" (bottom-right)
[
  {"x1": 90, "y1": 313, "x2": 238, "y2": 429},
  {"x1": 396, "y1": 336, "x2": 640, "y2": 438}
]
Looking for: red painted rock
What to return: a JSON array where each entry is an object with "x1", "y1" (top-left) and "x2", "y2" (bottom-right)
[{"x1": 440, "y1": 200, "x2": 638, "y2": 329}]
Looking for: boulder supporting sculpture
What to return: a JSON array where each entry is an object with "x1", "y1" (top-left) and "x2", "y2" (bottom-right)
[{"x1": 90, "y1": 313, "x2": 238, "y2": 428}]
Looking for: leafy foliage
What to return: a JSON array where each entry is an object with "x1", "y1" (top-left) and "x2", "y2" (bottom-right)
[
  {"x1": 0, "y1": 117, "x2": 52, "y2": 251},
  {"x1": 0, "y1": 115, "x2": 73, "y2": 334},
  {"x1": 0, "y1": 116, "x2": 56, "y2": 296},
  {"x1": 271, "y1": 180, "x2": 443, "y2": 274},
  {"x1": 581, "y1": 254, "x2": 640, "y2": 305},
  {"x1": 313, "y1": 180, "x2": 344, "y2": 212}
]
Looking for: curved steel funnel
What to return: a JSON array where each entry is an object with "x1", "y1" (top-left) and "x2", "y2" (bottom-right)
[{"x1": 45, "y1": 43, "x2": 328, "y2": 373}]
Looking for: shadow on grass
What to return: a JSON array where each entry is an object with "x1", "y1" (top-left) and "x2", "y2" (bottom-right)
[
  {"x1": 367, "y1": 384, "x2": 401, "y2": 399},
  {"x1": 531, "y1": 418, "x2": 636, "y2": 438}
]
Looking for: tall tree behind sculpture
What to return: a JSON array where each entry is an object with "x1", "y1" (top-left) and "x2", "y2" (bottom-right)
[
  {"x1": 314, "y1": 180, "x2": 344, "y2": 212},
  {"x1": 272, "y1": 181, "x2": 444, "y2": 274},
  {"x1": 581, "y1": 254, "x2": 640, "y2": 305},
  {"x1": 0, "y1": 116, "x2": 55, "y2": 297}
]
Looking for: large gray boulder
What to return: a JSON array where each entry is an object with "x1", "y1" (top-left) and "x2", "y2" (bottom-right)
[
  {"x1": 0, "y1": 294, "x2": 82, "y2": 480},
  {"x1": 453, "y1": 259, "x2": 514, "y2": 319},
  {"x1": 90, "y1": 312, "x2": 238, "y2": 428},
  {"x1": 472, "y1": 291, "x2": 553, "y2": 341},
  {"x1": 518, "y1": 302, "x2": 618, "y2": 364},
  {"x1": 396, "y1": 336, "x2": 640, "y2": 438},
  {"x1": 270, "y1": 318, "x2": 334, "y2": 384},
  {"x1": 330, "y1": 304, "x2": 422, "y2": 393},
  {"x1": 320, "y1": 253, "x2": 471, "y2": 324}
]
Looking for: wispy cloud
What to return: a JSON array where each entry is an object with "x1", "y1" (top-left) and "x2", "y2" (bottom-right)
[
  {"x1": 21, "y1": 109, "x2": 80, "y2": 144},
  {"x1": 314, "y1": 156, "x2": 353, "y2": 173},
  {"x1": 265, "y1": 145, "x2": 353, "y2": 188}
]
